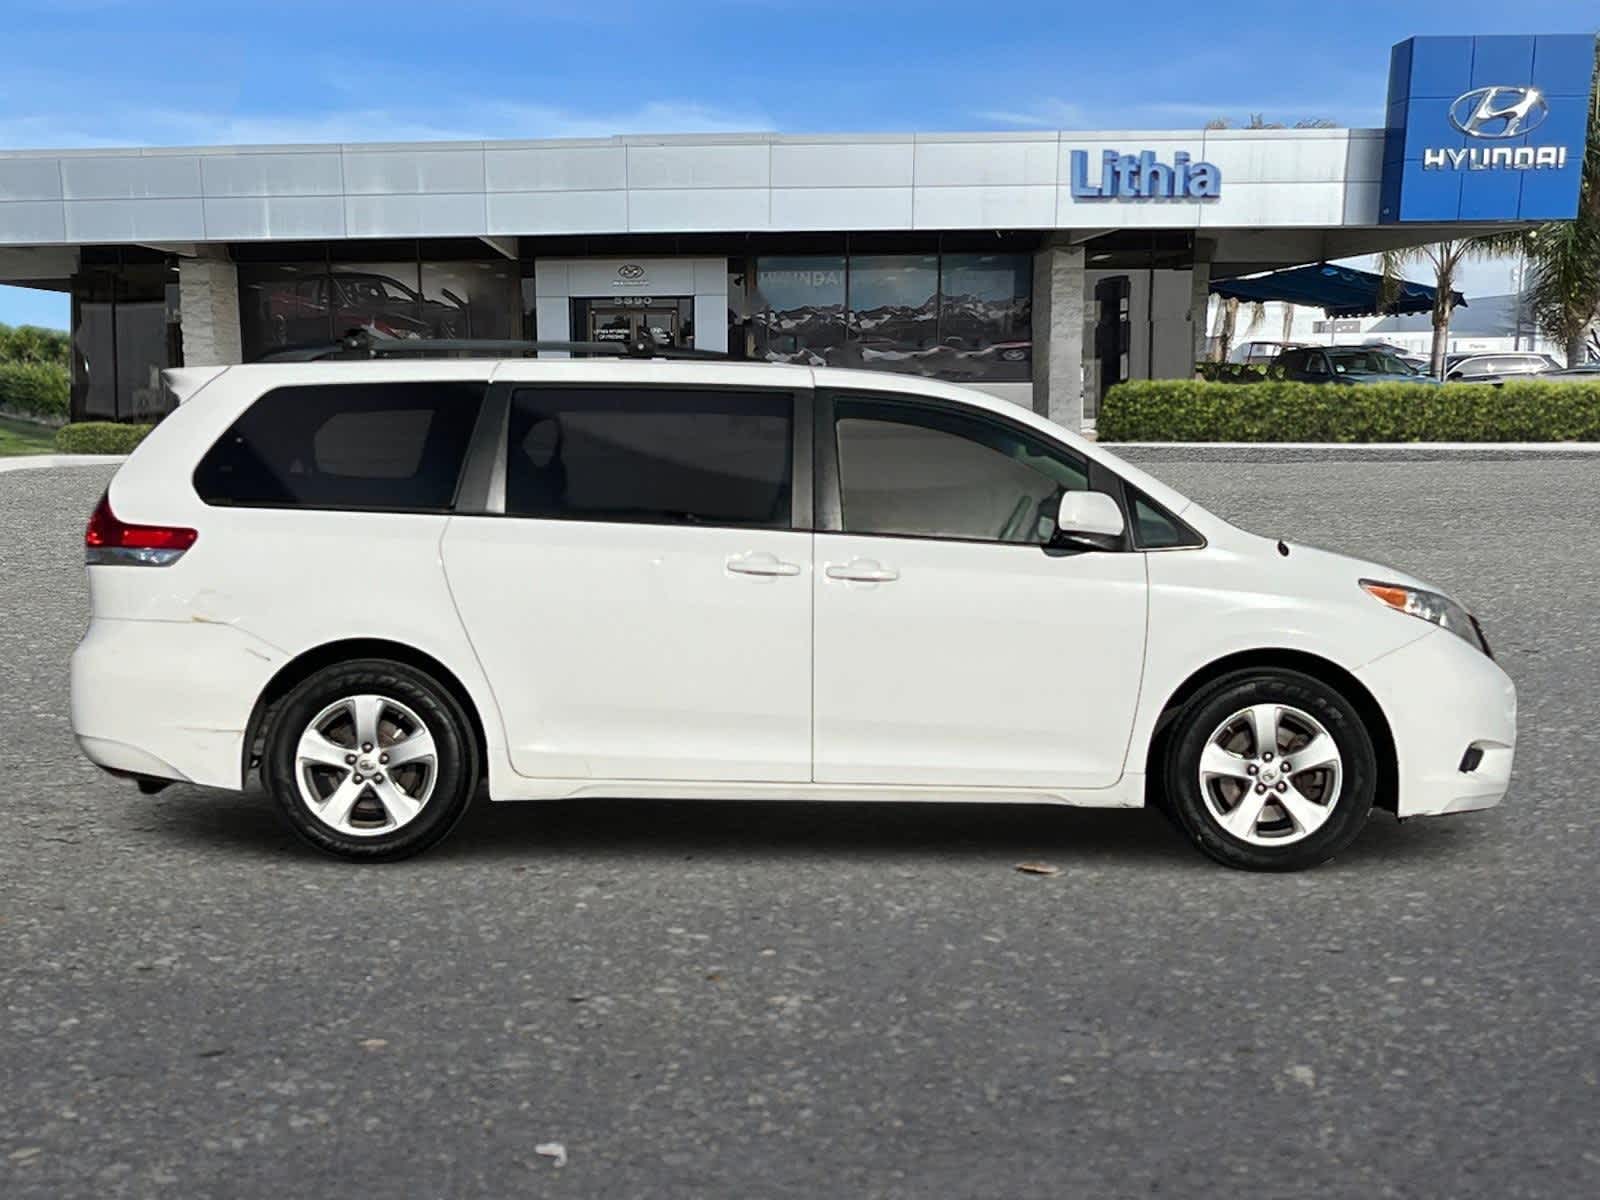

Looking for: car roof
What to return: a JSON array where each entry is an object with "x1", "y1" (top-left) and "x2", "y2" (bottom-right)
[{"x1": 210, "y1": 357, "x2": 1029, "y2": 406}]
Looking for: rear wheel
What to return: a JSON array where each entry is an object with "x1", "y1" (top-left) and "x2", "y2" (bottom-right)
[
  {"x1": 264, "y1": 659, "x2": 477, "y2": 861},
  {"x1": 1163, "y1": 669, "x2": 1376, "y2": 871}
]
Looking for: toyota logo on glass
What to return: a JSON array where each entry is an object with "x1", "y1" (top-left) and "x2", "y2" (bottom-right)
[{"x1": 1381, "y1": 35, "x2": 1597, "y2": 223}]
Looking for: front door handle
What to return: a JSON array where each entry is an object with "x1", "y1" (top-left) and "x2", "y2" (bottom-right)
[
  {"x1": 824, "y1": 558, "x2": 900, "y2": 583},
  {"x1": 727, "y1": 552, "x2": 802, "y2": 577}
]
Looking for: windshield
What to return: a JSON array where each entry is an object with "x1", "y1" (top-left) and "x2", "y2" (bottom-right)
[
  {"x1": 1327, "y1": 349, "x2": 1414, "y2": 375},
  {"x1": 333, "y1": 275, "x2": 419, "y2": 306}
]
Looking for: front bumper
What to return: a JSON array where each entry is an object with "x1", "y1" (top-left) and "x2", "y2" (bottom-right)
[
  {"x1": 1356, "y1": 628, "x2": 1516, "y2": 818},
  {"x1": 71, "y1": 618, "x2": 287, "y2": 791}
]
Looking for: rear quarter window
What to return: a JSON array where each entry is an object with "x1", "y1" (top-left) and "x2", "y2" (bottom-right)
[{"x1": 194, "y1": 381, "x2": 485, "y2": 511}]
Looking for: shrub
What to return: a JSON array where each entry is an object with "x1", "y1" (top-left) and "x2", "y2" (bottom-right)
[
  {"x1": 55, "y1": 422, "x2": 155, "y2": 455},
  {"x1": 1098, "y1": 379, "x2": 1600, "y2": 442},
  {"x1": 0, "y1": 322, "x2": 70, "y2": 368},
  {"x1": 0, "y1": 361, "x2": 70, "y2": 423}
]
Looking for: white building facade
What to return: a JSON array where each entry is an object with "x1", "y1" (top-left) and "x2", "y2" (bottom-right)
[{"x1": 0, "y1": 35, "x2": 1592, "y2": 427}]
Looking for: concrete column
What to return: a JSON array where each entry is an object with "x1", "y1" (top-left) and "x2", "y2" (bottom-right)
[
  {"x1": 178, "y1": 258, "x2": 242, "y2": 365},
  {"x1": 1031, "y1": 241, "x2": 1085, "y2": 431}
]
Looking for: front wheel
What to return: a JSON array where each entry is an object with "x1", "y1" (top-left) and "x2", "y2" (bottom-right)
[
  {"x1": 1163, "y1": 669, "x2": 1377, "y2": 871},
  {"x1": 263, "y1": 659, "x2": 478, "y2": 861}
]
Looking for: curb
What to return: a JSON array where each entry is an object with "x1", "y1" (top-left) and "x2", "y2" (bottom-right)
[
  {"x1": 1105, "y1": 442, "x2": 1600, "y2": 451},
  {"x1": 1105, "y1": 442, "x2": 1600, "y2": 462},
  {"x1": 0, "y1": 454, "x2": 126, "y2": 473}
]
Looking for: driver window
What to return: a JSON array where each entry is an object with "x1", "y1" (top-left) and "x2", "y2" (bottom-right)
[{"x1": 833, "y1": 395, "x2": 1089, "y2": 544}]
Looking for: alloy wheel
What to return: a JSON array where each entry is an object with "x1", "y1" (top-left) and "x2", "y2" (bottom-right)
[
  {"x1": 1197, "y1": 703, "x2": 1343, "y2": 846},
  {"x1": 294, "y1": 694, "x2": 438, "y2": 837}
]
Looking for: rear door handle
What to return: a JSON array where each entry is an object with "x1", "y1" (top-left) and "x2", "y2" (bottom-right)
[
  {"x1": 824, "y1": 558, "x2": 899, "y2": 583},
  {"x1": 727, "y1": 552, "x2": 802, "y2": 577}
]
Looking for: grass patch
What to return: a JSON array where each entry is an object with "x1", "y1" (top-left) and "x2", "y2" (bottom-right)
[{"x1": 0, "y1": 415, "x2": 59, "y2": 457}]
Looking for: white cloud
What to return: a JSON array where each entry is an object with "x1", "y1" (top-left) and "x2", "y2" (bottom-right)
[
  {"x1": 971, "y1": 98, "x2": 1089, "y2": 129},
  {"x1": 973, "y1": 89, "x2": 1379, "y2": 134},
  {"x1": 0, "y1": 96, "x2": 773, "y2": 150}
]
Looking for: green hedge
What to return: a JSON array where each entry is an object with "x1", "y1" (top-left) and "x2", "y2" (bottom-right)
[
  {"x1": 54, "y1": 422, "x2": 155, "y2": 455},
  {"x1": 0, "y1": 361, "x2": 70, "y2": 422},
  {"x1": 1099, "y1": 379, "x2": 1600, "y2": 442}
]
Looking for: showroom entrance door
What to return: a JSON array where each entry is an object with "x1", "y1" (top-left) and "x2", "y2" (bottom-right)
[{"x1": 588, "y1": 303, "x2": 682, "y2": 347}]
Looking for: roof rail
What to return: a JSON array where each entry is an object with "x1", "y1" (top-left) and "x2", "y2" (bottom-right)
[{"x1": 252, "y1": 328, "x2": 732, "y2": 363}]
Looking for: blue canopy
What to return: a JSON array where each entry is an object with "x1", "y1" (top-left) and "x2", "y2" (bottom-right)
[{"x1": 1210, "y1": 263, "x2": 1466, "y2": 319}]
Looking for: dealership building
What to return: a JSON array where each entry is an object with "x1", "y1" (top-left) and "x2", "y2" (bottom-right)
[{"x1": 0, "y1": 34, "x2": 1592, "y2": 429}]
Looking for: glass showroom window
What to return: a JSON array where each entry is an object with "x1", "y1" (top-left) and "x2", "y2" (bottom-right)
[
  {"x1": 71, "y1": 270, "x2": 116, "y2": 420},
  {"x1": 328, "y1": 260, "x2": 428, "y2": 342},
  {"x1": 70, "y1": 263, "x2": 181, "y2": 422},
  {"x1": 752, "y1": 251, "x2": 1030, "y2": 382},
  {"x1": 114, "y1": 279, "x2": 177, "y2": 420},
  {"x1": 846, "y1": 254, "x2": 938, "y2": 375},
  {"x1": 239, "y1": 264, "x2": 333, "y2": 355},
  {"x1": 754, "y1": 256, "x2": 846, "y2": 366},
  {"x1": 420, "y1": 261, "x2": 519, "y2": 342},
  {"x1": 239, "y1": 253, "x2": 522, "y2": 359},
  {"x1": 937, "y1": 254, "x2": 1032, "y2": 382}
]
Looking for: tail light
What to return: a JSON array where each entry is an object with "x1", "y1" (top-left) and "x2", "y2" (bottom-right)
[{"x1": 85, "y1": 493, "x2": 197, "y2": 567}]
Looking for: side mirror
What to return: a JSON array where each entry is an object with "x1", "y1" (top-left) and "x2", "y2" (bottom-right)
[{"x1": 1053, "y1": 491, "x2": 1126, "y2": 549}]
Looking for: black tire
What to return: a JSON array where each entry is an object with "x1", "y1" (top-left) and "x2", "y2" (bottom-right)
[
  {"x1": 263, "y1": 658, "x2": 478, "y2": 862},
  {"x1": 1162, "y1": 668, "x2": 1376, "y2": 871}
]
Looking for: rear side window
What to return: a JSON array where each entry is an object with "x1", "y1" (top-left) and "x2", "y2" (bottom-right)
[
  {"x1": 506, "y1": 387, "x2": 793, "y2": 528},
  {"x1": 194, "y1": 382, "x2": 485, "y2": 511},
  {"x1": 1493, "y1": 356, "x2": 1538, "y2": 375}
]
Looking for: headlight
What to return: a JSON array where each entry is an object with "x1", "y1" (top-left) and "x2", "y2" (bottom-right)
[{"x1": 1360, "y1": 579, "x2": 1487, "y2": 654}]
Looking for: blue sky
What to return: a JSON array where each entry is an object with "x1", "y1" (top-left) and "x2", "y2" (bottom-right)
[{"x1": 2, "y1": 0, "x2": 1597, "y2": 329}]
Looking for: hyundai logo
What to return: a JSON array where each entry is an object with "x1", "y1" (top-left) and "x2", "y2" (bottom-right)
[
  {"x1": 1448, "y1": 86, "x2": 1549, "y2": 139},
  {"x1": 617, "y1": 263, "x2": 646, "y2": 280}
]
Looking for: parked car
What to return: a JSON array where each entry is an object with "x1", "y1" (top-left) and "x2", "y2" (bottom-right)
[
  {"x1": 1444, "y1": 352, "x2": 1560, "y2": 383},
  {"x1": 1273, "y1": 346, "x2": 1430, "y2": 383},
  {"x1": 263, "y1": 272, "x2": 468, "y2": 348},
  {"x1": 1352, "y1": 340, "x2": 1430, "y2": 373},
  {"x1": 1228, "y1": 339, "x2": 1304, "y2": 366},
  {"x1": 71, "y1": 355, "x2": 1515, "y2": 871},
  {"x1": 1534, "y1": 363, "x2": 1600, "y2": 381}
]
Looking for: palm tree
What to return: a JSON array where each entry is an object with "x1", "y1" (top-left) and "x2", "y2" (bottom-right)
[
  {"x1": 1209, "y1": 296, "x2": 1239, "y2": 362},
  {"x1": 1499, "y1": 40, "x2": 1600, "y2": 366},
  {"x1": 1378, "y1": 240, "x2": 1503, "y2": 378}
]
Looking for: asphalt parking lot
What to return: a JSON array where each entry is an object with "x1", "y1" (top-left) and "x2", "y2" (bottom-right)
[{"x1": 3, "y1": 454, "x2": 1598, "y2": 1198}]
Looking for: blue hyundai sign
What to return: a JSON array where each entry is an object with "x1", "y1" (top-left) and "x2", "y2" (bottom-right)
[{"x1": 1380, "y1": 35, "x2": 1596, "y2": 223}]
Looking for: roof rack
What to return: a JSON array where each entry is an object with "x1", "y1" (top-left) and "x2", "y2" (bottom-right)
[{"x1": 253, "y1": 327, "x2": 732, "y2": 363}]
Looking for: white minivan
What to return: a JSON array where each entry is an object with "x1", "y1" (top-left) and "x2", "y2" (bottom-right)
[{"x1": 70, "y1": 351, "x2": 1516, "y2": 870}]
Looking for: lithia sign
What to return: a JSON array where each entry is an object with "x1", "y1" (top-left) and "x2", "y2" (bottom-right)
[{"x1": 1068, "y1": 149, "x2": 1222, "y2": 200}]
